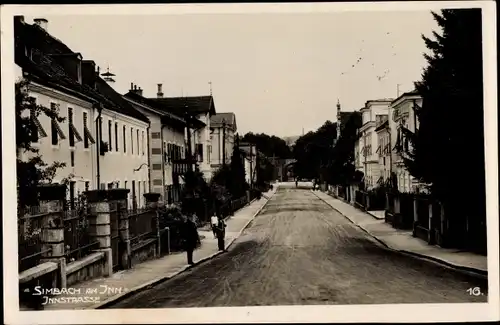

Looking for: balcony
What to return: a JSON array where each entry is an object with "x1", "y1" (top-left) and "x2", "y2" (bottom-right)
[{"x1": 172, "y1": 158, "x2": 197, "y2": 175}]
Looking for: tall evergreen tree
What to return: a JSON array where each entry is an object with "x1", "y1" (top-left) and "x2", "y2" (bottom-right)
[
  {"x1": 16, "y1": 79, "x2": 66, "y2": 210},
  {"x1": 229, "y1": 137, "x2": 248, "y2": 197},
  {"x1": 401, "y1": 9, "x2": 485, "y2": 249}
]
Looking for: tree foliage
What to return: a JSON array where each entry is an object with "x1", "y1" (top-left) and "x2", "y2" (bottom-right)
[
  {"x1": 326, "y1": 113, "x2": 363, "y2": 185},
  {"x1": 293, "y1": 121, "x2": 337, "y2": 180},
  {"x1": 16, "y1": 79, "x2": 66, "y2": 209},
  {"x1": 400, "y1": 9, "x2": 485, "y2": 244},
  {"x1": 240, "y1": 132, "x2": 292, "y2": 159}
]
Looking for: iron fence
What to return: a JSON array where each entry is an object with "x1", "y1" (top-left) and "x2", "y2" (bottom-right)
[
  {"x1": 231, "y1": 196, "x2": 249, "y2": 213},
  {"x1": 355, "y1": 190, "x2": 366, "y2": 209},
  {"x1": 18, "y1": 206, "x2": 51, "y2": 273},
  {"x1": 367, "y1": 190, "x2": 386, "y2": 210},
  {"x1": 415, "y1": 195, "x2": 431, "y2": 230},
  {"x1": 110, "y1": 207, "x2": 121, "y2": 271},
  {"x1": 128, "y1": 208, "x2": 156, "y2": 247},
  {"x1": 63, "y1": 210, "x2": 99, "y2": 263},
  {"x1": 386, "y1": 192, "x2": 396, "y2": 214}
]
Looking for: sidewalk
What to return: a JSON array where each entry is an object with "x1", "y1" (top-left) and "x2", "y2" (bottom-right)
[
  {"x1": 313, "y1": 190, "x2": 488, "y2": 278},
  {"x1": 42, "y1": 187, "x2": 278, "y2": 310}
]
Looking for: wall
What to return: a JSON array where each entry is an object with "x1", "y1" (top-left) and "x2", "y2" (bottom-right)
[
  {"x1": 390, "y1": 95, "x2": 422, "y2": 193},
  {"x1": 98, "y1": 108, "x2": 149, "y2": 208},
  {"x1": 21, "y1": 83, "x2": 95, "y2": 198},
  {"x1": 194, "y1": 112, "x2": 212, "y2": 181},
  {"x1": 210, "y1": 127, "x2": 234, "y2": 167}
]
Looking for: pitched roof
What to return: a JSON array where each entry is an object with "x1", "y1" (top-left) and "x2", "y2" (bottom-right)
[
  {"x1": 391, "y1": 89, "x2": 420, "y2": 105},
  {"x1": 15, "y1": 17, "x2": 148, "y2": 123},
  {"x1": 148, "y1": 96, "x2": 216, "y2": 116},
  {"x1": 124, "y1": 91, "x2": 186, "y2": 125},
  {"x1": 210, "y1": 112, "x2": 237, "y2": 131}
]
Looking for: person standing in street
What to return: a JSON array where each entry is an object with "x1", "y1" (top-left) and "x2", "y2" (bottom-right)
[
  {"x1": 210, "y1": 213, "x2": 219, "y2": 239},
  {"x1": 182, "y1": 214, "x2": 199, "y2": 265},
  {"x1": 215, "y1": 217, "x2": 228, "y2": 252}
]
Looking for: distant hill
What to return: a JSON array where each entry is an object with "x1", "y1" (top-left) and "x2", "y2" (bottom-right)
[{"x1": 282, "y1": 135, "x2": 301, "y2": 146}]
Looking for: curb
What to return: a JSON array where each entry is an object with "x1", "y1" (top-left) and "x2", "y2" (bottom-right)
[
  {"x1": 94, "y1": 188, "x2": 278, "y2": 309},
  {"x1": 311, "y1": 190, "x2": 488, "y2": 281}
]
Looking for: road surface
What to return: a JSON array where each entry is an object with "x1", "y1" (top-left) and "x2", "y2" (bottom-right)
[{"x1": 111, "y1": 184, "x2": 488, "y2": 308}]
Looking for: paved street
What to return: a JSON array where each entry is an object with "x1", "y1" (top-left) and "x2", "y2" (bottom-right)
[{"x1": 111, "y1": 183, "x2": 487, "y2": 308}]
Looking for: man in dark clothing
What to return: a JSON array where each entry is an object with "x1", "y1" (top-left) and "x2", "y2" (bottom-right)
[
  {"x1": 182, "y1": 216, "x2": 199, "y2": 265},
  {"x1": 215, "y1": 218, "x2": 227, "y2": 252}
]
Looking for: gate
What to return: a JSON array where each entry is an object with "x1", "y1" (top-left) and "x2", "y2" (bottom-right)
[{"x1": 110, "y1": 207, "x2": 122, "y2": 271}]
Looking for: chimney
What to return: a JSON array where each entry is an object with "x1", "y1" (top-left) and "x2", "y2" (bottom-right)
[
  {"x1": 157, "y1": 83, "x2": 164, "y2": 98},
  {"x1": 82, "y1": 60, "x2": 97, "y2": 88},
  {"x1": 130, "y1": 84, "x2": 143, "y2": 96},
  {"x1": 33, "y1": 18, "x2": 48, "y2": 31}
]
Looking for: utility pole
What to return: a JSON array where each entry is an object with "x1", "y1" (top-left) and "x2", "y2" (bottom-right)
[
  {"x1": 397, "y1": 84, "x2": 401, "y2": 97},
  {"x1": 222, "y1": 119, "x2": 226, "y2": 167},
  {"x1": 249, "y1": 143, "x2": 253, "y2": 189},
  {"x1": 185, "y1": 110, "x2": 193, "y2": 172}
]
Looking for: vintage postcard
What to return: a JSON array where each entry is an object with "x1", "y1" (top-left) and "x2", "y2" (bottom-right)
[{"x1": 1, "y1": 1, "x2": 498, "y2": 324}]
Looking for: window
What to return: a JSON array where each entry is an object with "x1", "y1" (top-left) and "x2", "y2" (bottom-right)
[
  {"x1": 108, "y1": 120, "x2": 112, "y2": 151},
  {"x1": 123, "y1": 125, "x2": 127, "y2": 152},
  {"x1": 131, "y1": 181, "x2": 136, "y2": 209},
  {"x1": 115, "y1": 122, "x2": 119, "y2": 151},
  {"x1": 131, "y1": 127, "x2": 134, "y2": 154},
  {"x1": 142, "y1": 131, "x2": 145, "y2": 155},
  {"x1": 196, "y1": 144, "x2": 203, "y2": 162},
  {"x1": 136, "y1": 129, "x2": 139, "y2": 156},
  {"x1": 82, "y1": 111, "x2": 95, "y2": 148},
  {"x1": 70, "y1": 151, "x2": 75, "y2": 167},
  {"x1": 51, "y1": 104, "x2": 58, "y2": 145},
  {"x1": 84, "y1": 181, "x2": 90, "y2": 192},
  {"x1": 68, "y1": 108, "x2": 75, "y2": 147},
  {"x1": 124, "y1": 181, "x2": 128, "y2": 190},
  {"x1": 50, "y1": 103, "x2": 65, "y2": 146}
]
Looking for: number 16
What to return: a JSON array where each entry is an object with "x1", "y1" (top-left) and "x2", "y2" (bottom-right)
[{"x1": 467, "y1": 287, "x2": 482, "y2": 296}]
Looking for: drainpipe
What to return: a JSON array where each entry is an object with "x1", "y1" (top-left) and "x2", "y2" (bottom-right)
[
  {"x1": 95, "y1": 103, "x2": 103, "y2": 188},
  {"x1": 146, "y1": 122, "x2": 151, "y2": 192}
]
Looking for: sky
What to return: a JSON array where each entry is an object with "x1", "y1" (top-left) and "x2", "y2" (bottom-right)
[{"x1": 26, "y1": 11, "x2": 437, "y2": 137}]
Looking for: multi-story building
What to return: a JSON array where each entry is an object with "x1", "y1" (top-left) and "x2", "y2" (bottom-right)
[
  {"x1": 239, "y1": 143, "x2": 258, "y2": 186},
  {"x1": 210, "y1": 112, "x2": 237, "y2": 170},
  {"x1": 15, "y1": 16, "x2": 149, "y2": 209},
  {"x1": 356, "y1": 99, "x2": 393, "y2": 188},
  {"x1": 390, "y1": 90, "x2": 422, "y2": 193},
  {"x1": 148, "y1": 95, "x2": 216, "y2": 182},
  {"x1": 123, "y1": 84, "x2": 196, "y2": 204},
  {"x1": 375, "y1": 118, "x2": 391, "y2": 183}
]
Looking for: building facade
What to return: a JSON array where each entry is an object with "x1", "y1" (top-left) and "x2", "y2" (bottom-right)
[
  {"x1": 239, "y1": 144, "x2": 257, "y2": 186},
  {"x1": 210, "y1": 112, "x2": 237, "y2": 170},
  {"x1": 375, "y1": 120, "x2": 391, "y2": 183},
  {"x1": 390, "y1": 91, "x2": 422, "y2": 193},
  {"x1": 148, "y1": 96, "x2": 216, "y2": 182},
  {"x1": 123, "y1": 84, "x2": 191, "y2": 204},
  {"x1": 356, "y1": 99, "x2": 392, "y2": 188},
  {"x1": 15, "y1": 16, "x2": 150, "y2": 209}
]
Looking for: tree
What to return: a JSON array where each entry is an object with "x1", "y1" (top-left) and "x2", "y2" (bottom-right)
[
  {"x1": 293, "y1": 121, "x2": 337, "y2": 180},
  {"x1": 401, "y1": 9, "x2": 484, "y2": 249},
  {"x1": 16, "y1": 79, "x2": 66, "y2": 210},
  {"x1": 326, "y1": 112, "x2": 362, "y2": 185},
  {"x1": 229, "y1": 140, "x2": 248, "y2": 197},
  {"x1": 240, "y1": 132, "x2": 292, "y2": 159}
]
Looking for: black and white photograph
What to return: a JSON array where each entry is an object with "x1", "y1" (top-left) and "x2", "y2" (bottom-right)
[{"x1": 1, "y1": 2, "x2": 498, "y2": 324}]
